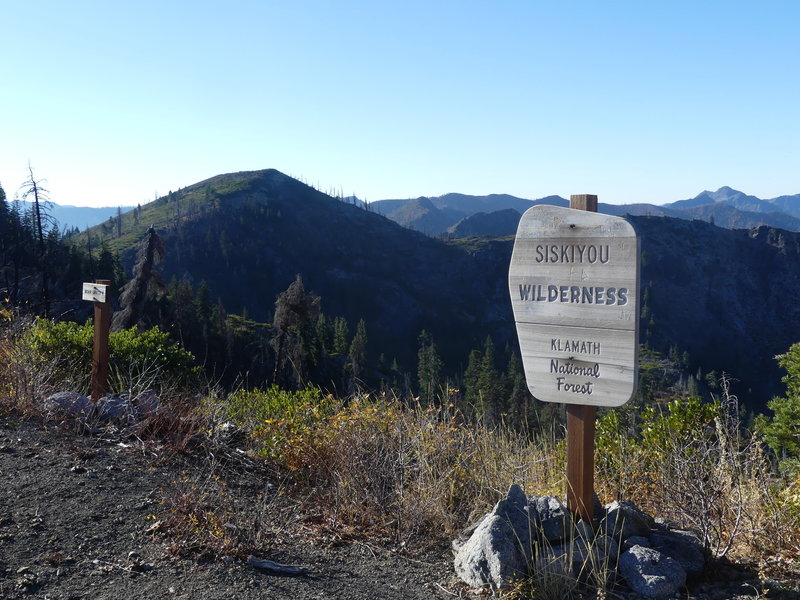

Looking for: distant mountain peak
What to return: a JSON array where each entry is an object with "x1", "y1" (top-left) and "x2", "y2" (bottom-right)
[{"x1": 704, "y1": 186, "x2": 751, "y2": 203}]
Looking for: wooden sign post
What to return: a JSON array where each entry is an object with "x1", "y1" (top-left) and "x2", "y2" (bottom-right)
[
  {"x1": 83, "y1": 280, "x2": 111, "y2": 402},
  {"x1": 508, "y1": 195, "x2": 639, "y2": 524},
  {"x1": 567, "y1": 195, "x2": 599, "y2": 525}
]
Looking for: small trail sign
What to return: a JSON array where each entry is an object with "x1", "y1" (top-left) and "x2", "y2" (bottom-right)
[
  {"x1": 508, "y1": 204, "x2": 639, "y2": 407},
  {"x1": 82, "y1": 280, "x2": 111, "y2": 401},
  {"x1": 82, "y1": 282, "x2": 108, "y2": 303}
]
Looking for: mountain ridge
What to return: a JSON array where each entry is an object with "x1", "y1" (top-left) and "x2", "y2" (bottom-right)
[
  {"x1": 375, "y1": 186, "x2": 800, "y2": 238},
  {"x1": 84, "y1": 169, "x2": 800, "y2": 411}
]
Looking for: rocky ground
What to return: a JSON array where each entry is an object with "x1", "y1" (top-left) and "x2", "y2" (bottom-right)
[
  {"x1": 0, "y1": 414, "x2": 455, "y2": 600},
  {"x1": 2, "y1": 411, "x2": 800, "y2": 600}
]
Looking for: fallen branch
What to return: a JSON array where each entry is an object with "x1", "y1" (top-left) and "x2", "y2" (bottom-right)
[{"x1": 247, "y1": 555, "x2": 312, "y2": 576}]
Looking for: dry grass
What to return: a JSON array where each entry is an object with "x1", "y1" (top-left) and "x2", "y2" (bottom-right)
[
  {"x1": 217, "y1": 390, "x2": 564, "y2": 546},
  {"x1": 595, "y1": 383, "x2": 800, "y2": 562},
  {"x1": 0, "y1": 315, "x2": 75, "y2": 413},
  {"x1": 3, "y1": 313, "x2": 800, "y2": 571},
  {"x1": 155, "y1": 452, "x2": 297, "y2": 559}
]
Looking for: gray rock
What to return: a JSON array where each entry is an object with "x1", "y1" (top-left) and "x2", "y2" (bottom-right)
[
  {"x1": 531, "y1": 495, "x2": 573, "y2": 543},
  {"x1": 247, "y1": 555, "x2": 311, "y2": 575},
  {"x1": 601, "y1": 500, "x2": 656, "y2": 540},
  {"x1": 494, "y1": 483, "x2": 536, "y2": 557},
  {"x1": 648, "y1": 529, "x2": 705, "y2": 579},
  {"x1": 589, "y1": 534, "x2": 621, "y2": 575},
  {"x1": 93, "y1": 394, "x2": 136, "y2": 424},
  {"x1": 452, "y1": 514, "x2": 487, "y2": 556},
  {"x1": 453, "y1": 484, "x2": 535, "y2": 589},
  {"x1": 42, "y1": 392, "x2": 92, "y2": 419},
  {"x1": 619, "y1": 545, "x2": 687, "y2": 599},
  {"x1": 454, "y1": 512, "x2": 527, "y2": 589},
  {"x1": 131, "y1": 390, "x2": 160, "y2": 418},
  {"x1": 624, "y1": 535, "x2": 651, "y2": 550}
]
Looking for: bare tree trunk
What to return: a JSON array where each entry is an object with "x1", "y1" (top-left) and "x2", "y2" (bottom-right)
[{"x1": 23, "y1": 165, "x2": 50, "y2": 317}]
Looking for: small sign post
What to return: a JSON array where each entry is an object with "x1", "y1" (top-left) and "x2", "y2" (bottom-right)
[
  {"x1": 508, "y1": 195, "x2": 639, "y2": 524},
  {"x1": 82, "y1": 280, "x2": 111, "y2": 402}
]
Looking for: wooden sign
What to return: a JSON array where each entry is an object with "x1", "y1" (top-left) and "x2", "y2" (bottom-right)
[
  {"x1": 509, "y1": 204, "x2": 639, "y2": 407},
  {"x1": 82, "y1": 282, "x2": 108, "y2": 303},
  {"x1": 82, "y1": 280, "x2": 111, "y2": 401}
]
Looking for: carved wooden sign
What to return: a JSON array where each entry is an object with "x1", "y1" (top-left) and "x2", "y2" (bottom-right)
[{"x1": 509, "y1": 205, "x2": 639, "y2": 407}]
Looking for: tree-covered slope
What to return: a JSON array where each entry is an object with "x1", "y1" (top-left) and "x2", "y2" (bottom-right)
[
  {"x1": 87, "y1": 170, "x2": 800, "y2": 409},
  {"x1": 89, "y1": 169, "x2": 505, "y2": 371}
]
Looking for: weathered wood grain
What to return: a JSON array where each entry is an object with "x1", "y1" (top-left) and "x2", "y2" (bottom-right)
[{"x1": 509, "y1": 205, "x2": 639, "y2": 407}]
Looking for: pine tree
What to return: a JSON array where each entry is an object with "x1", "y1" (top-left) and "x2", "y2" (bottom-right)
[
  {"x1": 0, "y1": 183, "x2": 9, "y2": 280},
  {"x1": 349, "y1": 318, "x2": 368, "y2": 380},
  {"x1": 505, "y1": 352, "x2": 535, "y2": 432},
  {"x1": 333, "y1": 316, "x2": 349, "y2": 355},
  {"x1": 757, "y1": 344, "x2": 800, "y2": 470},
  {"x1": 195, "y1": 280, "x2": 212, "y2": 343},
  {"x1": 417, "y1": 330, "x2": 443, "y2": 405},
  {"x1": 315, "y1": 313, "x2": 333, "y2": 355},
  {"x1": 0, "y1": 184, "x2": 13, "y2": 300},
  {"x1": 477, "y1": 335, "x2": 502, "y2": 425},
  {"x1": 270, "y1": 275, "x2": 321, "y2": 387},
  {"x1": 463, "y1": 348, "x2": 482, "y2": 410}
]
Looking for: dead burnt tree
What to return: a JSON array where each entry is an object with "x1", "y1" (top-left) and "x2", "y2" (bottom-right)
[
  {"x1": 111, "y1": 227, "x2": 165, "y2": 332},
  {"x1": 19, "y1": 165, "x2": 53, "y2": 316}
]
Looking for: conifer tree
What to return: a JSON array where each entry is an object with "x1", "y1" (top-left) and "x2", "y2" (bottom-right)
[
  {"x1": 417, "y1": 330, "x2": 443, "y2": 405},
  {"x1": 315, "y1": 313, "x2": 333, "y2": 355},
  {"x1": 476, "y1": 335, "x2": 502, "y2": 425},
  {"x1": 349, "y1": 318, "x2": 368, "y2": 380},
  {"x1": 271, "y1": 275, "x2": 320, "y2": 387},
  {"x1": 196, "y1": 281, "x2": 211, "y2": 329},
  {"x1": 505, "y1": 351, "x2": 536, "y2": 432},
  {"x1": 333, "y1": 316, "x2": 349, "y2": 354},
  {"x1": 0, "y1": 183, "x2": 13, "y2": 300},
  {"x1": 463, "y1": 348, "x2": 482, "y2": 411}
]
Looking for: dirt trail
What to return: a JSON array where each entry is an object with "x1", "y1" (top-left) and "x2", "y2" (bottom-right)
[{"x1": 0, "y1": 415, "x2": 456, "y2": 600}]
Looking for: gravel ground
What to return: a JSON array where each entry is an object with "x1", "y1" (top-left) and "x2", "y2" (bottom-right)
[
  {"x1": 3, "y1": 412, "x2": 800, "y2": 600},
  {"x1": 0, "y1": 414, "x2": 457, "y2": 600}
]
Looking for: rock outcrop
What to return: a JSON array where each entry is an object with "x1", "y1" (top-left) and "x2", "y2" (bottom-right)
[{"x1": 453, "y1": 485, "x2": 706, "y2": 598}]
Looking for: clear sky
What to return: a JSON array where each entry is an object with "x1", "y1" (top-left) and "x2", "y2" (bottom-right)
[{"x1": 1, "y1": 1, "x2": 798, "y2": 208}]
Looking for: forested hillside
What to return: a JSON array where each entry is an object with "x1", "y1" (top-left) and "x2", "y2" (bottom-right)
[
  {"x1": 75, "y1": 169, "x2": 800, "y2": 411},
  {"x1": 5, "y1": 169, "x2": 800, "y2": 414}
]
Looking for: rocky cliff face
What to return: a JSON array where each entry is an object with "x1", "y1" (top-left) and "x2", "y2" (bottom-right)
[{"x1": 603, "y1": 217, "x2": 800, "y2": 408}]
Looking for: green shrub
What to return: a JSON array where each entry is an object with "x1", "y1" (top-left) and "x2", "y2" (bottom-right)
[
  {"x1": 215, "y1": 385, "x2": 335, "y2": 462},
  {"x1": 220, "y1": 385, "x2": 330, "y2": 427},
  {"x1": 22, "y1": 318, "x2": 199, "y2": 395},
  {"x1": 639, "y1": 396, "x2": 719, "y2": 453}
]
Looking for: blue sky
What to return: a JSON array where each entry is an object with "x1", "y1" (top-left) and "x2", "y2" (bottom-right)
[{"x1": 1, "y1": 1, "x2": 798, "y2": 208}]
